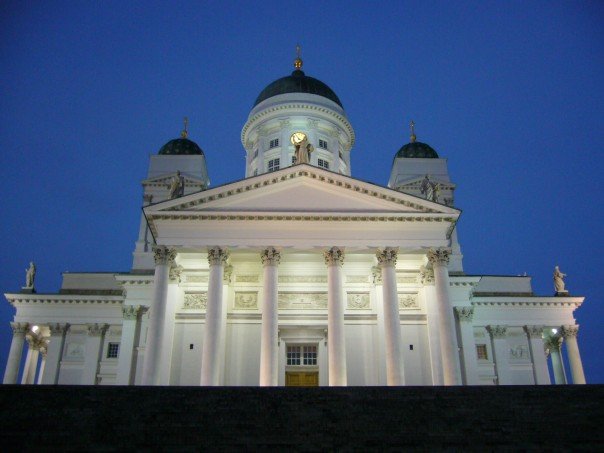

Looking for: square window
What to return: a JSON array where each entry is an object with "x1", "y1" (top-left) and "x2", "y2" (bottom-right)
[
  {"x1": 318, "y1": 139, "x2": 328, "y2": 150},
  {"x1": 317, "y1": 158, "x2": 329, "y2": 169},
  {"x1": 107, "y1": 342, "x2": 120, "y2": 359},
  {"x1": 269, "y1": 138, "x2": 280, "y2": 149},
  {"x1": 268, "y1": 158, "x2": 280, "y2": 172},
  {"x1": 476, "y1": 344, "x2": 488, "y2": 360}
]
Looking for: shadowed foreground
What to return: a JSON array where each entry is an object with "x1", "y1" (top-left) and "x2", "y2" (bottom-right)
[{"x1": 0, "y1": 385, "x2": 601, "y2": 450}]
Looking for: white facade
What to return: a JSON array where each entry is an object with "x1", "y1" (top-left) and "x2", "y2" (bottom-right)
[{"x1": 3, "y1": 63, "x2": 586, "y2": 387}]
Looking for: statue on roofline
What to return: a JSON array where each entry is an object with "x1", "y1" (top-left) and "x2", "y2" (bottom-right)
[
  {"x1": 25, "y1": 262, "x2": 36, "y2": 289},
  {"x1": 553, "y1": 266, "x2": 568, "y2": 294},
  {"x1": 168, "y1": 170, "x2": 185, "y2": 199}
]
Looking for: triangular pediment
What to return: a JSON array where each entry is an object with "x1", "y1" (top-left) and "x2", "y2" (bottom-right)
[
  {"x1": 145, "y1": 165, "x2": 459, "y2": 216},
  {"x1": 394, "y1": 175, "x2": 455, "y2": 190}
]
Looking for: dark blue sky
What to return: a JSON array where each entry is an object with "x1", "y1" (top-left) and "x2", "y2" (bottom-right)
[{"x1": 1, "y1": 1, "x2": 602, "y2": 383}]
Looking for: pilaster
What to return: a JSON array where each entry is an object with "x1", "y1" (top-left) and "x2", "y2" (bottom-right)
[
  {"x1": 487, "y1": 325, "x2": 512, "y2": 385},
  {"x1": 524, "y1": 325, "x2": 550, "y2": 385},
  {"x1": 455, "y1": 307, "x2": 478, "y2": 385},
  {"x1": 82, "y1": 323, "x2": 108, "y2": 385},
  {"x1": 41, "y1": 323, "x2": 69, "y2": 385}
]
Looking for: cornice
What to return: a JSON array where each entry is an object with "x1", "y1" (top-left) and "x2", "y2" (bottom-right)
[
  {"x1": 471, "y1": 296, "x2": 583, "y2": 308},
  {"x1": 5, "y1": 294, "x2": 123, "y2": 306}
]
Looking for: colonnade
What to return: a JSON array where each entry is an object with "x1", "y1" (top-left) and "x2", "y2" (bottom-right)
[
  {"x1": 140, "y1": 245, "x2": 461, "y2": 387},
  {"x1": 485, "y1": 324, "x2": 586, "y2": 385}
]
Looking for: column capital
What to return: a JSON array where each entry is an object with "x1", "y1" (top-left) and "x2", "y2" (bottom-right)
[
  {"x1": 10, "y1": 322, "x2": 29, "y2": 335},
  {"x1": 371, "y1": 266, "x2": 382, "y2": 285},
  {"x1": 169, "y1": 264, "x2": 183, "y2": 282},
  {"x1": 561, "y1": 324, "x2": 579, "y2": 338},
  {"x1": 455, "y1": 306, "x2": 474, "y2": 322},
  {"x1": 376, "y1": 247, "x2": 398, "y2": 267},
  {"x1": 48, "y1": 323, "x2": 69, "y2": 335},
  {"x1": 153, "y1": 246, "x2": 177, "y2": 266},
  {"x1": 207, "y1": 247, "x2": 229, "y2": 266},
  {"x1": 524, "y1": 325, "x2": 544, "y2": 339},
  {"x1": 487, "y1": 325, "x2": 508, "y2": 339},
  {"x1": 122, "y1": 305, "x2": 141, "y2": 320},
  {"x1": 544, "y1": 335, "x2": 563, "y2": 351},
  {"x1": 324, "y1": 247, "x2": 344, "y2": 266},
  {"x1": 427, "y1": 248, "x2": 451, "y2": 266},
  {"x1": 87, "y1": 323, "x2": 109, "y2": 337},
  {"x1": 261, "y1": 247, "x2": 281, "y2": 266},
  {"x1": 26, "y1": 336, "x2": 45, "y2": 350},
  {"x1": 417, "y1": 265, "x2": 435, "y2": 285}
]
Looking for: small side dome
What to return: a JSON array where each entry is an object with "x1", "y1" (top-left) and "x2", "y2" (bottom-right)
[
  {"x1": 396, "y1": 141, "x2": 439, "y2": 159},
  {"x1": 395, "y1": 121, "x2": 439, "y2": 158},
  {"x1": 158, "y1": 138, "x2": 204, "y2": 156}
]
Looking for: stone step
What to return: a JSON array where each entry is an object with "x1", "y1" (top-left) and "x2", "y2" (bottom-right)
[{"x1": 0, "y1": 385, "x2": 601, "y2": 450}]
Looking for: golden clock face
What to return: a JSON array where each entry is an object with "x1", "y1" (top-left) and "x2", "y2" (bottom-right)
[{"x1": 290, "y1": 132, "x2": 307, "y2": 145}]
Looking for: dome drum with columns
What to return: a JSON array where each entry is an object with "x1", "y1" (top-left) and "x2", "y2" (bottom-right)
[{"x1": 3, "y1": 51, "x2": 586, "y2": 388}]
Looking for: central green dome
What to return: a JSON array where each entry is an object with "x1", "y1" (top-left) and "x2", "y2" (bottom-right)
[{"x1": 254, "y1": 69, "x2": 343, "y2": 108}]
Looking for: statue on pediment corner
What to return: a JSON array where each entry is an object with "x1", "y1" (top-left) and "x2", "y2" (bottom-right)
[{"x1": 25, "y1": 262, "x2": 36, "y2": 289}]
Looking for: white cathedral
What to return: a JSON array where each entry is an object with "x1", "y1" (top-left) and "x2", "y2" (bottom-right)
[{"x1": 3, "y1": 55, "x2": 587, "y2": 387}]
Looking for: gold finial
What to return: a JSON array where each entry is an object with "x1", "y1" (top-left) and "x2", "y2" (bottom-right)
[
  {"x1": 294, "y1": 44, "x2": 303, "y2": 70},
  {"x1": 181, "y1": 116, "x2": 188, "y2": 138},
  {"x1": 410, "y1": 120, "x2": 416, "y2": 143}
]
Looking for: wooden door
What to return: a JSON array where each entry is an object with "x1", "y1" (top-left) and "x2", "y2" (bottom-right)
[{"x1": 285, "y1": 372, "x2": 319, "y2": 387}]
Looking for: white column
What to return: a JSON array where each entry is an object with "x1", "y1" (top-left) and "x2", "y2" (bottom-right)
[
  {"x1": 82, "y1": 323, "x2": 108, "y2": 385},
  {"x1": 524, "y1": 325, "x2": 550, "y2": 385},
  {"x1": 160, "y1": 268, "x2": 182, "y2": 385},
  {"x1": 427, "y1": 248, "x2": 460, "y2": 385},
  {"x1": 455, "y1": 307, "x2": 479, "y2": 385},
  {"x1": 3, "y1": 322, "x2": 28, "y2": 384},
  {"x1": 562, "y1": 325, "x2": 585, "y2": 384},
  {"x1": 36, "y1": 346, "x2": 47, "y2": 384},
  {"x1": 260, "y1": 247, "x2": 281, "y2": 386},
  {"x1": 325, "y1": 247, "x2": 347, "y2": 386},
  {"x1": 488, "y1": 325, "x2": 512, "y2": 385},
  {"x1": 141, "y1": 245, "x2": 176, "y2": 386},
  {"x1": 546, "y1": 335, "x2": 567, "y2": 384},
  {"x1": 116, "y1": 306, "x2": 142, "y2": 385},
  {"x1": 201, "y1": 247, "x2": 229, "y2": 386},
  {"x1": 372, "y1": 266, "x2": 387, "y2": 385},
  {"x1": 21, "y1": 336, "x2": 40, "y2": 385},
  {"x1": 421, "y1": 268, "x2": 443, "y2": 385},
  {"x1": 41, "y1": 323, "x2": 68, "y2": 385},
  {"x1": 376, "y1": 248, "x2": 404, "y2": 386}
]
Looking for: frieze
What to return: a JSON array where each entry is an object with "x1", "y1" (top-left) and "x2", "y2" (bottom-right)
[
  {"x1": 347, "y1": 293, "x2": 370, "y2": 309},
  {"x1": 186, "y1": 275, "x2": 209, "y2": 283},
  {"x1": 278, "y1": 292, "x2": 328, "y2": 309},
  {"x1": 398, "y1": 293, "x2": 419, "y2": 309},
  {"x1": 279, "y1": 275, "x2": 327, "y2": 284},
  {"x1": 346, "y1": 275, "x2": 368, "y2": 284},
  {"x1": 183, "y1": 293, "x2": 208, "y2": 309},
  {"x1": 236, "y1": 275, "x2": 260, "y2": 283},
  {"x1": 234, "y1": 292, "x2": 258, "y2": 309},
  {"x1": 396, "y1": 275, "x2": 418, "y2": 284}
]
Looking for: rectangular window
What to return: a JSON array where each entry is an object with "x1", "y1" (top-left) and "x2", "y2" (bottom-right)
[
  {"x1": 269, "y1": 138, "x2": 279, "y2": 149},
  {"x1": 253, "y1": 169, "x2": 258, "y2": 176},
  {"x1": 287, "y1": 345, "x2": 317, "y2": 366},
  {"x1": 317, "y1": 158, "x2": 329, "y2": 169},
  {"x1": 287, "y1": 346, "x2": 301, "y2": 365},
  {"x1": 107, "y1": 342, "x2": 120, "y2": 359},
  {"x1": 476, "y1": 344, "x2": 488, "y2": 360},
  {"x1": 268, "y1": 158, "x2": 280, "y2": 172},
  {"x1": 318, "y1": 139, "x2": 328, "y2": 150},
  {"x1": 291, "y1": 155, "x2": 296, "y2": 164}
]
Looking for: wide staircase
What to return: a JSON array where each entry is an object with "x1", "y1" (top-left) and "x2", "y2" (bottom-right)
[{"x1": 0, "y1": 385, "x2": 601, "y2": 450}]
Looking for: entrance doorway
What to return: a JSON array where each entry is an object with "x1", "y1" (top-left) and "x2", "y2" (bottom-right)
[{"x1": 285, "y1": 371, "x2": 319, "y2": 387}]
